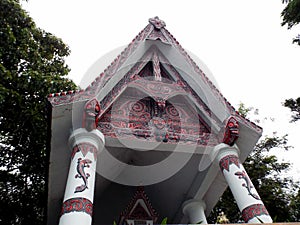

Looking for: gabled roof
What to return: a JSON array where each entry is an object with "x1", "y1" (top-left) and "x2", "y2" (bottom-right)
[
  {"x1": 48, "y1": 16, "x2": 261, "y2": 136},
  {"x1": 118, "y1": 187, "x2": 159, "y2": 224},
  {"x1": 47, "y1": 17, "x2": 264, "y2": 224}
]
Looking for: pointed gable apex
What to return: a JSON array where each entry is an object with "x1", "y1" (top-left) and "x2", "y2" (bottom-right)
[
  {"x1": 48, "y1": 16, "x2": 262, "y2": 161},
  {"x1": 118, "y1": 187, "x2": 158, "y2": 225}
]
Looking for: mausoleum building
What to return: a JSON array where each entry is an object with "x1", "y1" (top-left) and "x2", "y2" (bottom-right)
[{"x1": 47, "y1": 17, "x2": 272, "y2": 225}]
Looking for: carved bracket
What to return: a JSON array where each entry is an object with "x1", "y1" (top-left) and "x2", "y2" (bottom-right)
[
  {"x1": 83, "y1": 98, "x2": 101, "y2": 131},
  {"x1": 222, "y1": 116, "x2": 239, "y2": 146}
]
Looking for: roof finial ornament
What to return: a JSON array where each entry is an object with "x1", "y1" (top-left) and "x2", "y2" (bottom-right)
[{"x1": 149, "y1": 16, "x2": 166, "y2": 29}]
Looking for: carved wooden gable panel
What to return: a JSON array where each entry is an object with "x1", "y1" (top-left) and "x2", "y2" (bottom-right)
[
  {"x1": 96, "y1": 46, "x2": 220, "y2": 146},
  {"x1": 98, "y1": 93, "x2": 217, "y2": 146}
]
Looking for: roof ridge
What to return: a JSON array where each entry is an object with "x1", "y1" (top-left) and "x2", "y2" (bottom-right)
[{"x1": 47, "y1": 17, "x2": 262, "y2": 132}]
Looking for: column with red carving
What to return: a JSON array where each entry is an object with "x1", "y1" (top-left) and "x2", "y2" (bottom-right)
[
  {"x1": 58, "y1": 128, "x2": 104, "y2": 225},
  {"x1": 212, "y1": 117, "x2": 272, "y2": 223},
  {"x1": 59, "y1": 99, "x2": 104, "y2": 225}
]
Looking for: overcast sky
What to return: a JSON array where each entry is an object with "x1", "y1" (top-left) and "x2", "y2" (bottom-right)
[{"x1": 23, "y1": 0, "x2": 300, "y2": 179}]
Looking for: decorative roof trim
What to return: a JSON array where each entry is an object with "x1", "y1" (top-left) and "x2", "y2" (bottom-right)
[
  {"x1": 118, "y1": 187, "x2": 158, "y2": 224},
  {"x1": 47, "y1": 17, "x2": 262, "y2": 133}
]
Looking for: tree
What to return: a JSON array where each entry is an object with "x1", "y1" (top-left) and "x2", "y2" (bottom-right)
[
  {"x1": 284, "y1": 97, "x2": 300, "y2": 122},
  {"x1": 0, "y1": 1, "x2": 76, "y2": 224},
  {"x1": 281, "y1": 0, "x2": 300, "y2": 45},
  {"x1": 208, "y1": 104, "x2": 299, "y2": 223},
  {"x1": 280, "y1": 1, "x2": 300, "y2": 122}
]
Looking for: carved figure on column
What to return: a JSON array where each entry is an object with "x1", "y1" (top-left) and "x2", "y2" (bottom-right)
[
  {"x1": 74, "y1": 158, "x2": 92, "y2": 193},
  {"x1": 222, "y1": 116, "x2": 239, "y2": 146},
  {"x1": 235, "y1": 170, "x2": 261, "y2": 200},
  {"x1": 83, "y1": 98, "x2": 101, "y2": 131},
  {"x1": 213, "y1": 144, "x2": 272, "y2": 223}
]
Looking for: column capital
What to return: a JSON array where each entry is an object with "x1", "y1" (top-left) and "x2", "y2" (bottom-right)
[
  {"x1": 69, "y1": 128, "x2": 105, "y2": 153},
  {"x1": 182, "y1": 199, "x2": 207, "y2": 224},
  {"x1": 182, "y1": 199, "x2": 206, "y2": 213},
  {"x1": 210, "y1": 143, "x2": 240, "y2": 165}
]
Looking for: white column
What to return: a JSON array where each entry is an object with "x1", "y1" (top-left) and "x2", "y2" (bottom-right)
[
  {"x1": 183, "y1": 199, "x2": 207, "y2": 224},
  {"x1": 212, "y1": 143, "x2": 272, "y2": 223},
  {"x1": 59, "y1": 128, "x2": 105, "y2": 225}
]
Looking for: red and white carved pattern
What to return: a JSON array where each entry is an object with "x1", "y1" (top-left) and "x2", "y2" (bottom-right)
[
  {"x1": 71, "y1": 142, "x2": 98, "y2": 161},
  {"x1": 83, "y1": 98, "x2": 101, "y2": 131},
  {"x1": 219, "y1": 154, "x2": 240, "y2": 172},
  {"x1": 147, "y1": 28, "x2": 170, "y2": 44},
  {"x1": 97, "y1": 46, "x2": 220, "y2": 132},
  {"x1": 74, "y1": 158, "x2": 92, "y2": 193},
  {"x1": 241, "y1": 203, "x2": 269, "y2": 223},
  {"x1": 234, "y1": 170, "x2": 261, "y2": 200},
  {"x1": 129, "y1": 203, "x2": 152, "y2": 220},
  {"x1": 61, "y1": 197, "x2": 93, "y2": 217},
  {"x1": 153, "y1": 52, "x2": 162, "y2": 81},
  {"x1": 48, "y1": 18, "x2": 262, "y2": 134},
  {"x1": 100, "y1": 52, "x2": 152, "y2": 111},
  {"x1": 156, "y1": 52, "x2": 220, "y2": 124},
  {"x1": 98, "y1": 96, "x2": 216, "y2": 146},
  {"x1": 119, "y1": 187, "x2": 158, "y2": 224},
  {"x1": 48, "y1": 24, "x2": 153, "y2": 106},
  {"x1": 222, "y1": 116, "x2": 239, "y2": 146},
  {"x1": 148, "y1": 16, "x2": 166, "y2": 29}
]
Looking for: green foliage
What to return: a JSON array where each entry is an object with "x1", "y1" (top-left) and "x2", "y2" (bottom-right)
[
  {"x1": 281, "y1": 0, "x2": 300, "y2": 45},
  {"x1": 0, "y1": 0, "x2": 76, "y2": 224},
  {"x1": 160, "y1": 217, "x2": 168, "y2": 225},
  {"x1": 237, "y1": 102, "x2": 253, "y2": 118},
  {"x1": 281, "y1": 0, "x2": 300, "y2": 29},
  {"x1": 209, "y1": 134, "x2": 298, "y2": 223},
  {"x1": 289, "y1": 189, "x2": 300, "y2": 221},
  {"x1": 208, "y1": 106, "x2": 299, "y2": 223},
  {"x1": 284, "y1": 97, "x2": 300, "y2": 122}
]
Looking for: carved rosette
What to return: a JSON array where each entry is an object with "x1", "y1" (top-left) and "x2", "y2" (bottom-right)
[{"x1": 149, "y1": 16, "x2": 166, "y2": 29}]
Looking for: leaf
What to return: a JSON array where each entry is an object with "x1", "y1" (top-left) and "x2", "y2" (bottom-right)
[{"x1": 161, "y1": 217, "x2": 168, "y2": 225}]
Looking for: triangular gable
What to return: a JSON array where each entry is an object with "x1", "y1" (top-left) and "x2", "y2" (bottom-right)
[
  {"x1": 48, "y1": 16, "x2": 261, "y2": 135},
  {"x1": 48, "y1": 16, "x2": 262, "y2": 161},
  {"x1": 118, "y1": 187, "x2": 158, "y2": 225},
  {"x1": 46, "y1": 17, "x2": 264, "y2": 225},
  {"x1": 96, "y1": 44, "x2": 221, "y2": 146}
]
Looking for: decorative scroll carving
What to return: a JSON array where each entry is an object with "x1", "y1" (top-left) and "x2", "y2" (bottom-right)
[
  {"x1": 98, "y1": 97, "x2": 216, "y2": 146},
  {"x1": 47, "y1": 18, "x2": 262, "y2": 136},
  {"x1": 222, "y1": 116, "x2": 239, "y2": 146},
  {"x1": 61, "y1": 197, "x2": 93, "y2": 217},
  {"x1": 219, "y1": 154, "x2": 240, "y2": 172},
  {"x1": 83, "y1": 98, "x2": 101, "y2": 131},
  {"x1": 153, "y1": 52, "x2": 162, "y2": 81},
  {"x1": 241, "y1": 204, "x2": 269, "y2": 223}
]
